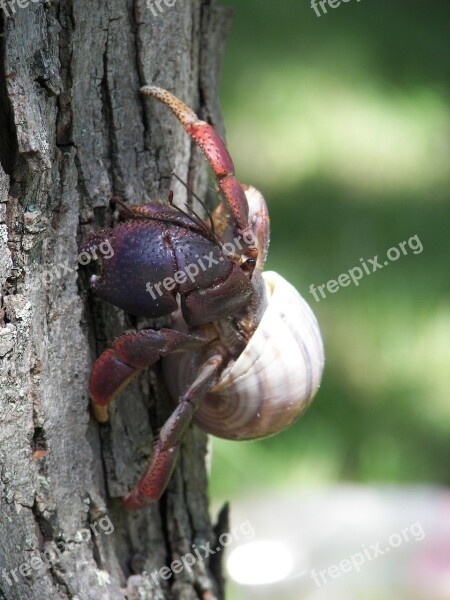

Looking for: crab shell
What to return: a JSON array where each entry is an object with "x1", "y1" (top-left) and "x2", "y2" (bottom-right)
[{"x1": 165, "y1": 270, "x2": 324, "y2": 441}]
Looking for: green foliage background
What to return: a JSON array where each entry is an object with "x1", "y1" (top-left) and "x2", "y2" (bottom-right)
[{"x1": 209, "y1": 0, "x2": 450, "y2": 500}]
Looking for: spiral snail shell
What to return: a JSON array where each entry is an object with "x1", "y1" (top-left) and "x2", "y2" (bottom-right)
[{"x1": 166, "y1": 270, "x2": 324, "y2": 441}]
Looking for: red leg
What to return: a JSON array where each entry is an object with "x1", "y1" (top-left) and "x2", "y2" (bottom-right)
[
  {"x1": 123, "y1": 351, "x2": 224, "y2": 510},
  {"x1": 89, "y1": 328, "x2": 213, "y2": 423},
  {"x1": 141, "y1": 86, "x2": 255, "y2": 251}
]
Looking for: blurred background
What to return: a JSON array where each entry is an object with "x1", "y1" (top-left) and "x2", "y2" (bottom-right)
[{"x1": 209, "y1": 0, "x2": 450, "y2": 598}]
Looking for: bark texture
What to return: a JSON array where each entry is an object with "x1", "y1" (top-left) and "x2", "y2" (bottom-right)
[{"x1": 0, "y1": 1, "x2": 232, "y2": 598}]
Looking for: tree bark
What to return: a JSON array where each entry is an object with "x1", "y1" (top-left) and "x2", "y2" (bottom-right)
[{"x1": 0, "y1": 1, "x2": 232, "y2": 598}]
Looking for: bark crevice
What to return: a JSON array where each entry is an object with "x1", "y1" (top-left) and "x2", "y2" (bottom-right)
[{"x1": 0, "y1": 16, "x2": 18, "y2": 178}]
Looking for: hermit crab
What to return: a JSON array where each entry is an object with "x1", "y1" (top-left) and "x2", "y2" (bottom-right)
[{"x1": 81, "y1": 87, "x2": 324, "y2": 510}]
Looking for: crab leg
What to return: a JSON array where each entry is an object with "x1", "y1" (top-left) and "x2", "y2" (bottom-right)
[
  {"x1": 89, "y1": 328, "x2": 213, "y2": 423},
  {"x1": 123, "y1": 351, "x2": 224, "y2": 510},
  {"x1": 141, "y1": 86, "x2": 252, "y2": 243}
]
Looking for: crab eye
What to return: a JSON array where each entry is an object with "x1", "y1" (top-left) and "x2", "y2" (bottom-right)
[{"x1": 240, "y1": 256, "x2": 257, "y2": 275}]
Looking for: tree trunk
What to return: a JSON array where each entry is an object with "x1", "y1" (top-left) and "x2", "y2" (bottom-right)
[{"x1": 0, "y1": 1, "x2": 232, "y2": 598}]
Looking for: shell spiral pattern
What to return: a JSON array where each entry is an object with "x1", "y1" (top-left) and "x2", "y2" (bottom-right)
[{"x1": 193, "y1": 271, "x2": 325, "y2": 440}]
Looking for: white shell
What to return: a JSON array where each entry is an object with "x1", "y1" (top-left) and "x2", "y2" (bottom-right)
[{"x1": 193, "y1": 271, "x2": 324, "y2": 440}]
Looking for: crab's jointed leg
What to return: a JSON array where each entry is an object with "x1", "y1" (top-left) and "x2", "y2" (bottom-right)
[
  {"x1": 89, "y1": 326, "x2": 224, "y2": 508},
  {"x1": 123, "y1": 351, "x2": 224, "y2": 509},
  {"x1": 141, "y1": 86, "x2": 255, "y2": 254},
  {"x1": 89, "y1": 328, "x2": 212, "y2": 422}
]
